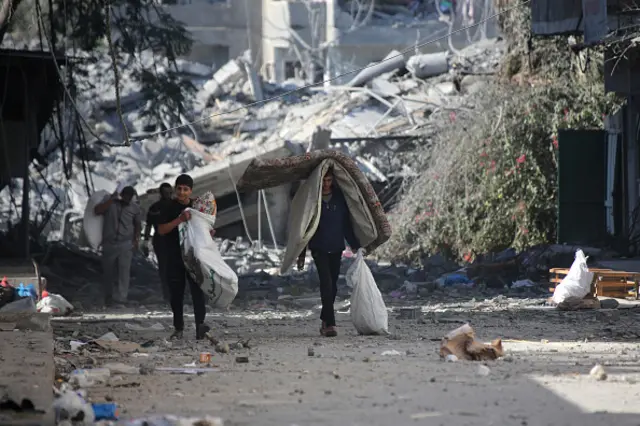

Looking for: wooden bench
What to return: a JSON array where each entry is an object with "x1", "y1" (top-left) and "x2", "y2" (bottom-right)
[{"x1": 549, "y1": 267, "x2": 639, "y2": 299}]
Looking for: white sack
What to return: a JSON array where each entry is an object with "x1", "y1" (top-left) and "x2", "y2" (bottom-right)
[
  {"x1": 82, "y1": 190, "x2": 110, "y2": 250},
  {"x1": 179, "y1": 208, "x2": 238, "y2": 308},
  {"x1": 552, "y1": 249, "x2": 594, "y2": 304},
  {"x1": 37, "y1": 293, "x2": 74, "y2": 316},
  {"x1": 347, "y1": 248, "x2": 388, "y2": 335}
]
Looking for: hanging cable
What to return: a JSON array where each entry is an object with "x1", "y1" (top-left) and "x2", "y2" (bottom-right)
[
  {"x1": 104, "y1": 0, "x2": 131, "y2": 146},
  {"x1": 34, "y1": 0, "x2": 122, "y2": 147}
]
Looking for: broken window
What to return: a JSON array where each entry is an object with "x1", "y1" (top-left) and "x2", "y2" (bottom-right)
[
  {"x1": 338, "y1": 0, "x2": 444, "y2": 23},
  {"x1": 284, "y1": 61, "x2": 302, "y2": 80}
]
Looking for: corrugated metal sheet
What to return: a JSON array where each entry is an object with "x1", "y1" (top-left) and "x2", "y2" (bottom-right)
[{"x1": 531, "y1": 0, "x2": 583, "y2": 35}]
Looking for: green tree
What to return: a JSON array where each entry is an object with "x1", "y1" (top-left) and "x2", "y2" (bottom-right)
[{"x1": 6, "y1": 0, "x2": 195, "y2": 137}]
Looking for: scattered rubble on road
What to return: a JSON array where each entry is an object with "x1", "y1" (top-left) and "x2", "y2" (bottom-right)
[{"x1": 40, "y1": 301, "x2": 640, "y2": 424}]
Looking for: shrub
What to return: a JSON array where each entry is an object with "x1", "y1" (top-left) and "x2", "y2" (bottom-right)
[{"x1": 379, "y1": 80, "x2": 619, "y2": 264}]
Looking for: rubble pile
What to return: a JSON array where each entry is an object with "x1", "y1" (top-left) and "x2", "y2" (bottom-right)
[
  {"x1": 337, "y1": 0, "x2": 465, "y2": 25},
  {"x1": 1, "y1": 37, "x2": 505, "y2": 242},
  {"x1": 34, "y1": 242, "x2": 164, "y2": 308}
]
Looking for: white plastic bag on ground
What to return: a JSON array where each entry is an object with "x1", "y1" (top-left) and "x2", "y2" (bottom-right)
[
  {"x1": 37, "y1": 293, "x2": 74, "y2": 315},
  {"x1": 346, "y1": 248, "x2": 388, "y2": 335},
  {"x1": 179, "y1": 208, "x2": 238, "y2": 308},
  {"x1": 552, "y1": 249, "x2": 594, "y2": 304},
  {"x1": 82, "y1": 190, "x2": 110, "y2": 250}
]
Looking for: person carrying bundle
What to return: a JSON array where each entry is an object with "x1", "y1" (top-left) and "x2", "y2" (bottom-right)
[
  {"x1": 157, "y1": 174, "x2": 211, "y2": 341},
  {"x1": 297, "y1": 168, "x2": 361, "y2": 337}
]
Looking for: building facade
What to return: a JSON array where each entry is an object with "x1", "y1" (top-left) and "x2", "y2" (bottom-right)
[{"x1": 162, "y1": 0, "x2": 263, "y2": 69}]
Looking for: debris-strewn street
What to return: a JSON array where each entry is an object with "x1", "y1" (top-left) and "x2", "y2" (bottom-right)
[
  {"x1": 2, "y1": 0, "x2": 640, "y2": 425},
  {"x1": 49, "y1": 296, "x2": 640, "y2": 425}
]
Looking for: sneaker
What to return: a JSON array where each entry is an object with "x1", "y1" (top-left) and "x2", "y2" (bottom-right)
[
  {"x1": 196, "y1": 324, "x2": 211, "y2": 341},
  {"x1": 320, "y1": 322, "x2": 337, "y2": 337},
  {"x1": 169, "y1": 329, "x2": 184, "y2": 340},
  {"x1": 324, "y1": 326, "x2": 337, "y2": 337}
]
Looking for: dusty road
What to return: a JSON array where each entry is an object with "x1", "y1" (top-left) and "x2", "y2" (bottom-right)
[{"x1": 51, "y1": 296, "x2": 640, "y2": 426}]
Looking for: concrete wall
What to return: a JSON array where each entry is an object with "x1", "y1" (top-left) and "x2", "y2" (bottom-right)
[
  {"x1": 262, "y1": 0, "x2": 326, "y2": 82},
  {"x1": 165, "y1": 0, "x2": 262, "y2": 68},
  {"x1": 263, "y1": 0, "x2": 497, "y2": 83}
]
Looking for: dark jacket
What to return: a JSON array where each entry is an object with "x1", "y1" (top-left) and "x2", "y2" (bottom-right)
[
  {"x1": 145, "y1": 199, "x2": 168, "y2": 237},
  {"x1": 309, "y1": 188, "x2": 360, "y2": 253}
]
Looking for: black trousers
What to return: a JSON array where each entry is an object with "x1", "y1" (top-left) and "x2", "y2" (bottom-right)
[
  {"x1": 312, "y1": 251, "x2": 342, "y2": 327},
  {"x1": 152, "y1": 235, "x2": 170, "y2": 302},
  {"x1": 166, "y1": 252, "x2": 206, "y2": 331}
]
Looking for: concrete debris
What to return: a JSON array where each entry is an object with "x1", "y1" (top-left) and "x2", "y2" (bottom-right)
[
  {"x1": 347, "y1": 50, "x2": 406, "y2": 87},
  {"x1": 215, "y1": 342, "x2": 230, "y2": 354},
  {"x1": 406, "y1": 52, "x2": 449, "y2": 79},
  {"x1": 589, "y1": 364, "x2": 607, "y2": 381},
  {"x1": 476, "y1": 365, "x2": 491, "y2": 377},
  {"x1": 1, "y1": 39, "x2": 506, "y2": 248},
  {"x1": 120, "y1": 415, "x2": 224, "y2": 426},
  {"x1": 556, "y1": 297, "x2": 601, "y2": 311}
]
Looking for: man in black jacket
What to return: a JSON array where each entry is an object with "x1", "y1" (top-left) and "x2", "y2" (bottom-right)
[
  {"x1": 298, "y1": 169, "x2": 360, "y2": 337},
  {"x1": 157, "y1": 174, "x2": 210, "y2": 341},
  {"x1": 143, "y1": 183, "x2": 173, "y2": 302}
]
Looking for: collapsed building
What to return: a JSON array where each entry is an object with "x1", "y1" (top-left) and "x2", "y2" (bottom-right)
[{"x1": 0, "y1": 35, "x2": 504, "y2": 253}]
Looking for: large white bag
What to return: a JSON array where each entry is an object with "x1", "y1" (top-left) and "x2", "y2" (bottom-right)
[
  {"x1": 179, "y1": 208, "x2": 238, "y2": 308},
  {"x1": 346, "y1": 248, "x2": 389, "y2": 335},
  {"x1": 82, "y1": 190, "x2": 110, "y2": 250},
  {"x1": 552, "y1": 249, "x2": 594, "y2": 304}
]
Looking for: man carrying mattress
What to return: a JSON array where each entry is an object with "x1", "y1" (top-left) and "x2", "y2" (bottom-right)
[
  {"x1": 94, "y1": 186, "x2": 142, "y2": 307},
  {"x1": 297, "y1": 168, "x2": 361, "y2": 337},
  {"x1": 143, "y1": 182, "x2": 173, "y2": 302},
  {"x1": 157, "y1": 174, "x2": 211, "y2": 341}
]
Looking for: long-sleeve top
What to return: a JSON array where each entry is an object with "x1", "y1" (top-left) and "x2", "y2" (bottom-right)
[
  {"x1": 144, "y1": 199, "x2": 168, "y2": 240},
  {"x1": 100, "y1": 196, "x2": 141, "y2": 247},
  {"x1": 308, "y1": 188, "x2": 360, "y2": 253}
]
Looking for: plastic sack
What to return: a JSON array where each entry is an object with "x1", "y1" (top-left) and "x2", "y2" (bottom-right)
[
  {"x1": 0, "y1": 296, "x2": 36, "y2": 313},
  {"x1": 346, "y1": 248, "x2": 388, "y2": 335},
  {"x1": 83, "y1": 190, "x2": 110, "y2": 250},
  {"x1": 179, "y1": 207, "x2": 238, "y2": 308},
  {"x1": 52, "y1": 385, "x2": 95, "y2": 425},
  {"x1": 552, "y1": 249, "x2": 594, "y2": 304},
  {"x1": 37, "y1": 293, "x2": 74, "y2": 316}
]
